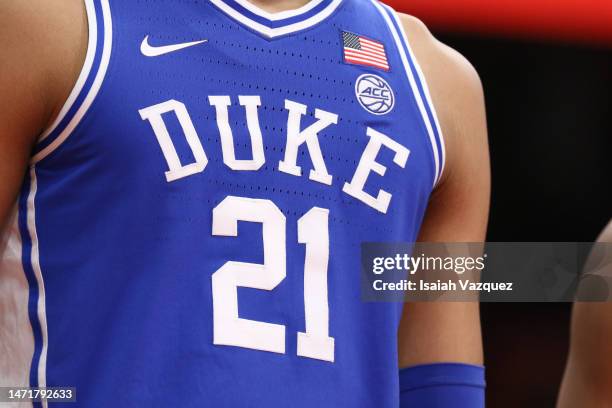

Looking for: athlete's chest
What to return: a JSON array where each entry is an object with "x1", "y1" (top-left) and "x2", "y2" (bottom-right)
[
  {"x1": 86, "y1": 6, "x2": 419, "y2": 207},
  {"x1": 40, "y1": 0, "x2": 436, "y2": 221},
  {"x1": 111, "y1": 66, "x2": 408, "y2": 215}
]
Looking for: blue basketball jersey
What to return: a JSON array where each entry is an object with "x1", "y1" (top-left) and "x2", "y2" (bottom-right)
[{"x1": 1, "y1": 0, "x2": 445, "y2": 406}]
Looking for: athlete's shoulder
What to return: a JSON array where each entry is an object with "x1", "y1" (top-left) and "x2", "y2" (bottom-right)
[
  {"x1": 394, "y1": 13, "x2": 482, "y2": 104},
  {"x1": 0, "y1": 0, "x2": 87, "y2": 135},
  {"x1": 596, "y1": 219, "x2": 612, "y2": 242},
  {"x1": 394, "y1": 12, "x2": 486, "y2": 184}
]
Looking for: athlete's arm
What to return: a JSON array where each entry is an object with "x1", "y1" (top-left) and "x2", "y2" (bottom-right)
[
  {"x1": 557, "y1": 221, "x2": 612, "y2": 408},
  {"x1": 396, "y1": 12, "x2": 489, "y2": 393},
  {"x1": 0, "y1": 0, "x2": 87, "y2": 231}
]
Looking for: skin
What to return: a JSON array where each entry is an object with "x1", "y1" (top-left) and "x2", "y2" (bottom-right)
[
  {"x1": 0, "y1": 0, "x2": 488, "y2": 378},
  {"x1": 395, "y1": 15, "x2": 489, "y2": 368},
  {"x1": 557, "y1": 221, "x2": 612, "y2": 408},
  {"x1": 0, "y1": 0, "x2": 87, "y2": 232}
]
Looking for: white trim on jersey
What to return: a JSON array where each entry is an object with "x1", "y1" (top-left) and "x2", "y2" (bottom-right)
[
  {"x1": 209, "y1": 0, "x2": 343, "y2": 38},
  {"x1": 233, "y1": 0, "x2": 325, "y2": 21},
  {"x1": 32, "y1": 0, "x2": 114, "y2": 164},
  {"x1": 25, "y1": 169, "x2": 49, "y2": 408},
  {"x1": 0, "y1": 209, "x2": 35, "y2": 402},
  {"x1": 37, "y1": 0, "x2": 99, "y2": 143},
  {"x1": 385, "y1": 5, "x2": 447, "y2": 184},
  {"x1": 369, "y1": 0, "x2": 444, "y2": 188}
]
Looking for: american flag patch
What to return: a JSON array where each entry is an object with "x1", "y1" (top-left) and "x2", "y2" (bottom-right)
[{"x1": 342, "y1": 31, "x2": 389, "y2": 71}]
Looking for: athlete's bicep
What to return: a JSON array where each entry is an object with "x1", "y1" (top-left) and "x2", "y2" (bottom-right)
[
  {"x1": 557, "y1": 221, "x2": 612, "y2": 407},
  {"x1": 0, "y1": 3, "x2": 47, "y2": 231},
  {"x1": 0, "y1": 0, "x2": 87, "y2": 232},
  {"x1": 395, "y1": 14, "x2": 490, "y2": 367}
]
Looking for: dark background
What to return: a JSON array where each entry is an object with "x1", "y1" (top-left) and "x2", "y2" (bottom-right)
[{"x1": 434, "y1": 33, "x2": 611, "y2": 407}]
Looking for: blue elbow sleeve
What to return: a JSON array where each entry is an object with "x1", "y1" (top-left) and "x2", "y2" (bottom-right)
[{"x1": 399, "y1": 363, "x2": 486, "y2": 408}]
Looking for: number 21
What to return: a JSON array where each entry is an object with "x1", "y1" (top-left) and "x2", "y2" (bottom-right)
[{"x1": 212, "y1": 195, "x2": 335, "y2": 362}]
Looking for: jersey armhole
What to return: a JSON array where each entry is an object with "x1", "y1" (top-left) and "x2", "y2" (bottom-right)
[
  {"x1": 369, "y1": 1, "x2": 446, "y2": 188},
  {"x1": 31, "y1": 0, "x2": 113, "y2": 164}
]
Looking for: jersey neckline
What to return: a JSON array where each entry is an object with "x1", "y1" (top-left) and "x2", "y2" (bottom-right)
[{"x1": 209, "y1": 0, "x2": 344, "y2": 38}]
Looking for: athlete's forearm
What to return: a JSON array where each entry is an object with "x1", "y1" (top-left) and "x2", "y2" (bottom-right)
[{"x1": 558, "y1": 365, "x2": 612, "y2": 408}]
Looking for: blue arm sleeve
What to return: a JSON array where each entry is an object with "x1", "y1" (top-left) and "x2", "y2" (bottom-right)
[{"x1": 399, "y1": 363, "x2": 486, "y2": 408}]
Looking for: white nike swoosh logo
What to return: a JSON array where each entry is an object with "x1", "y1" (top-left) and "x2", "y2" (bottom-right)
[{"x1": 140, "y1": 35, "x2": 207, "y2": 57}]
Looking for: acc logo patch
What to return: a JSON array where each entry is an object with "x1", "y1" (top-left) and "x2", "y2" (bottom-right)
[{"x1": 355, "y1": 74, "x2": 395, "y2": 115}]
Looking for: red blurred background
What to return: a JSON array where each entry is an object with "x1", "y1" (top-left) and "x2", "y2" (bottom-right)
[
  {"x1": 389, "y1": 0, "x2": 612, "y2": 45},
  {"x1": 388, "y1": 1, "x2": 612, "y2": 407}
]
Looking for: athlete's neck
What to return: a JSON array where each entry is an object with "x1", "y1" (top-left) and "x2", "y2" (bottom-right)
[{"x1": 245, "y1": 0, "x2": 313, "y2": 13}]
